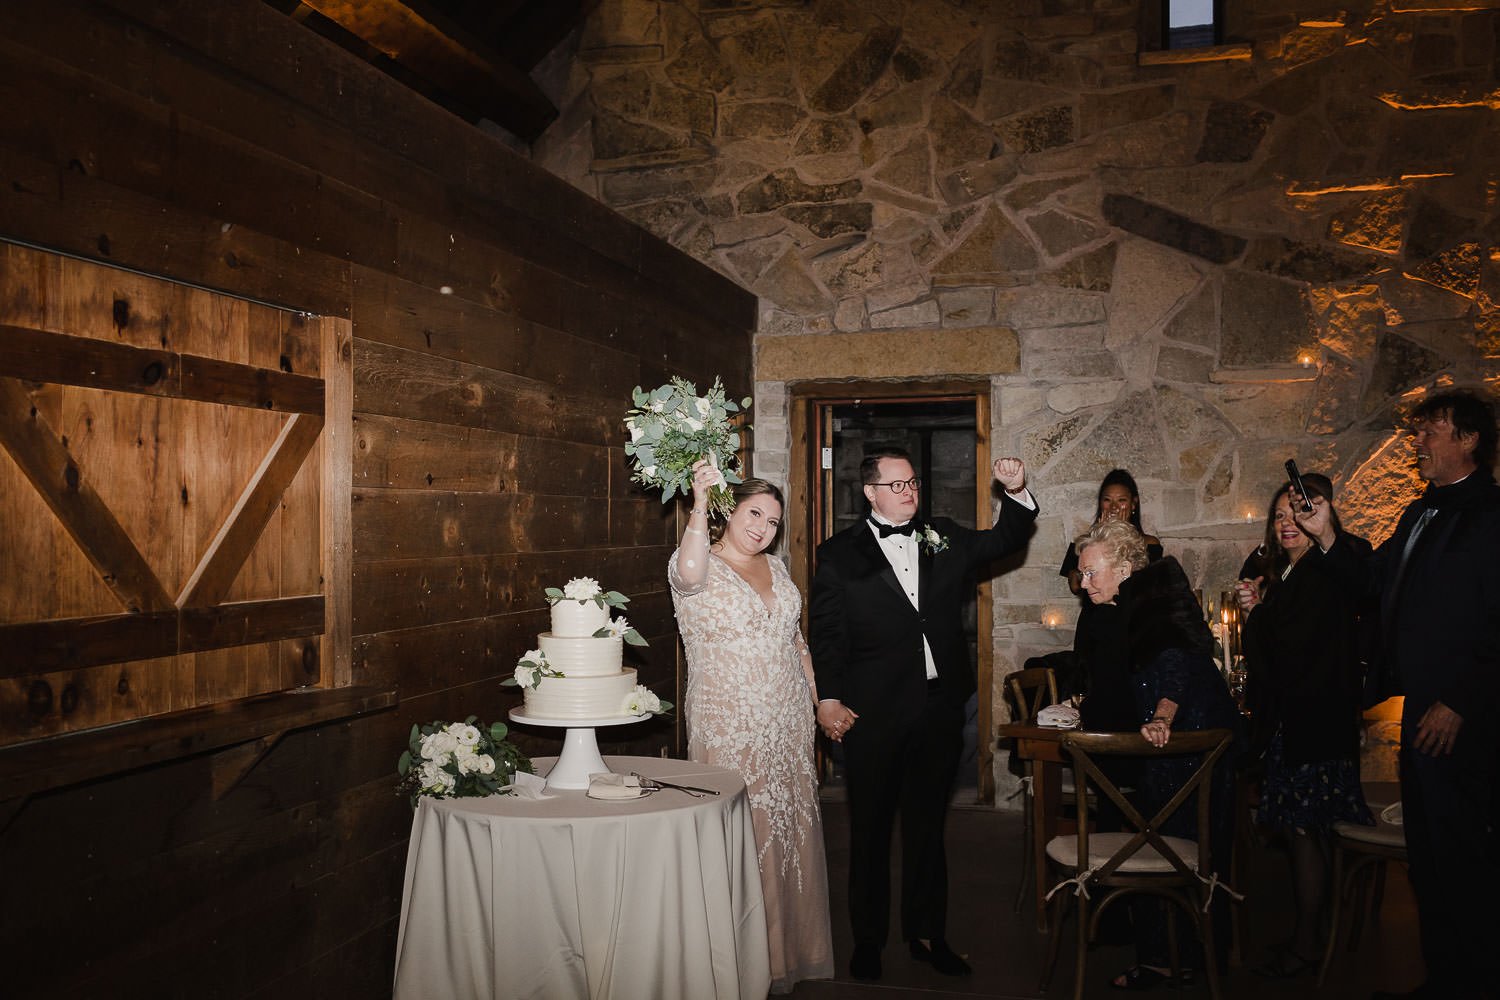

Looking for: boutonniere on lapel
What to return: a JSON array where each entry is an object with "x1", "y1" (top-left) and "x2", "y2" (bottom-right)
[{"x1": 918, "y1": 523, "x2": 949, "y2": 555}]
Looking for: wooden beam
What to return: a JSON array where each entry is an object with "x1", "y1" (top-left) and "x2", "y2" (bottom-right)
[
  {"x1": 178, "y1": 596, "x2": 326, "y2": 653},
  {"x1": 178, "y1": 413, "x2": 326, "y2": 608},
  {"x1": 297, "y1": 0, "x2": 558, "y2": 140},
  {"x1": 0, "y1": 324, "x2": 180, "y2": 397},
  {"x1": 0, "y1": 597, "x2": 325, "y2": 676},
  {"x1": 0, "y1": 611, "x2": 179, "y2": 676},
  {"x1": 0, "y1": 377, "x2": 174, "y2": 613},
  {"x1": 179, "y1": 353, "x2": 325, "y2": 414},
  {"x1": 494, "y1": 0, "x2": 599, "y2": 70},
  {"x1": 0, "y1": 684, "x2": 398, "y2": 801},
  {"x1": 320, "y1": 315, "x2": 353, "y2": 687},
  {"x1": 0, "y1": 324, "x2": 325, "y2": 413}
]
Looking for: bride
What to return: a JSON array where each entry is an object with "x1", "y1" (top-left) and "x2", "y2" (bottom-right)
[{"x1": 668, "y1": 461, "x2": 834, "y2": 993}]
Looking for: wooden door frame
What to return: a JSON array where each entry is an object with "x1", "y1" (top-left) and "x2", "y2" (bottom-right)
[{"x1": 788, "y1": 378, "x2": 998, "y2": 804}]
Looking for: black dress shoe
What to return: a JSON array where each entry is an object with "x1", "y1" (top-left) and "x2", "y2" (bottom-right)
[
  {"x1": 909, "y1": 937, "x2": 972, "y2": 976},
  {"x1": 849, "y1": 943, "x2": 882, "y2": 981}
]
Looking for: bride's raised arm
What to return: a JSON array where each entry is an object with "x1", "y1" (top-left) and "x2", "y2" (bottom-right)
[{"x1": 667, "y1": 460, "x2": 718, "y2": 595}]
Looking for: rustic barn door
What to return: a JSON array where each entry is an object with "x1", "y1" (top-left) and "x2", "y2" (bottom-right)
[{"x1": 0, "y1": 243, "x2": 351, "y2": 746}]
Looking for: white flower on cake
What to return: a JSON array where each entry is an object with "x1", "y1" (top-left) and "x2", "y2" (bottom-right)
[
  {"x1": 563, "y1": 577, "x2": 600, "y2": 600},
  {"x1": 621, "y1": 684, "x2": 664, "y2": 716},
  {"x1": 546, "y1": 578, "x2": 630, "y2": 611},
  {"x1": 596, "y1": 616, "x2": 649, "y2": 647},
  {"x1": 508, "y1": 649, "x2": 563, "y2": 690}
]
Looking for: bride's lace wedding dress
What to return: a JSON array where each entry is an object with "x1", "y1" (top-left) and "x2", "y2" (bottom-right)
[{"x1": 669, "y1": 548, "x2": 834, "y2": 994}]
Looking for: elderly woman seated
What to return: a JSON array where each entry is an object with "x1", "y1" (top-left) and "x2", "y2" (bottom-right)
[{"x1": 1074, "y1": 519, "x2": 1244, "y2": 990}]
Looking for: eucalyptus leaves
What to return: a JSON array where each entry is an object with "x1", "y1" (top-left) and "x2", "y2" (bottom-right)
[{"x1": 625, "y1": 377, "x2": 751, "y2": 517}]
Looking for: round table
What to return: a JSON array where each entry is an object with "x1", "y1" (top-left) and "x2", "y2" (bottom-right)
[{"x1": 392, "y1": 756, "x2": 771, "y2": 1000}]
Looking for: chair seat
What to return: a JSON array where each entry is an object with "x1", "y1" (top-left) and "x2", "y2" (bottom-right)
[
  {"x1": 1333, "y1": 817, "x2": 1405, "y2": 849},
  {"x1": 1045, "y1": 831, "x2": 1201, "y2": 874}
]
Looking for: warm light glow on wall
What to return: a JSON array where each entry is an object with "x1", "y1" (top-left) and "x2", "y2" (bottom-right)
[
  {"x1": 1043, "y1": 608, "x2": 1065, "y2": 630},
  {"x1": 1389, "y1": 2, "x2": 1492, "y2": 10},
  {"x1": 1286, "y1": 180, "x2": 1400, "y2": 196},
  {"x1": 1378, "y1": 91, "x2": 1500, "y2": 110}
]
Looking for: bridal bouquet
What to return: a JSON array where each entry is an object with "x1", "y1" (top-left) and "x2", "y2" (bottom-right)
[
  {"x1": 396, "y1": 717, "x2": 533, "y2": 807},
  {"x1": 625, "y1": 377, "x2": 751, "y2": 517}
]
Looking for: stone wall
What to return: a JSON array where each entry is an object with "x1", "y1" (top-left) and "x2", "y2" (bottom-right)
[{"x1": 532, "y1": 0, "x2": 1500, "y2": 802}]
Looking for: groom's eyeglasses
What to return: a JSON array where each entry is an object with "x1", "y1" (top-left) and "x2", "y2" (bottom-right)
[{"x1": 870, "y1": 477, "x2": 921, "y2": 494}]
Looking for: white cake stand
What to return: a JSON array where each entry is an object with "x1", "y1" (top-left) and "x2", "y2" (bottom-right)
[{"x1": 507, "y1": 709, "x2": 652, "y2": 790}]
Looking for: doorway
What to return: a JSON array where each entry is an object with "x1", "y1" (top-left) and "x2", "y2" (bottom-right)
[{"x1": 788, "y1": 380, "x2": 997, "y2": 803}]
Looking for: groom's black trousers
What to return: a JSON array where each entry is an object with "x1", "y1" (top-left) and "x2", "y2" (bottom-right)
[{"x1": 841, "y1": 683, "x2": 964, "y2": 948}]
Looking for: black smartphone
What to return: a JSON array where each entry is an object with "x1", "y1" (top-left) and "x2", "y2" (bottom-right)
[{"x1": 1284, "y1": 459, "x2": 1315, "y2": 513}]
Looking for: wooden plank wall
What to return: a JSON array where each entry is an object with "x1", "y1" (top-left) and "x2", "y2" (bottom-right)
[{"x1": 0, "y1": 0, "x2": 755, "y2": 996}]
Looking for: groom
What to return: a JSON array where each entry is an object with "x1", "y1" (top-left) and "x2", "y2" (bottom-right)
[{"x1": 810, "y1": 448, "x2": 1036, "y2": 980}]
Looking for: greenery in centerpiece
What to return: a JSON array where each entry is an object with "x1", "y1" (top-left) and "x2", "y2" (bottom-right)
[{"x1": 396, "y1": 717, "x2": 532, "y2": 807}]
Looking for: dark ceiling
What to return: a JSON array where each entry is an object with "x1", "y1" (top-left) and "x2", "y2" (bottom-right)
[{"x1": 262, "y1": 0, "x2": 599, "y2": 142}]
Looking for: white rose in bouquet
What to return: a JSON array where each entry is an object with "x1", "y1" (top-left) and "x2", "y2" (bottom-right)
[{"x1": 624, "y1": 377, "x2": 751, "y2": 517}]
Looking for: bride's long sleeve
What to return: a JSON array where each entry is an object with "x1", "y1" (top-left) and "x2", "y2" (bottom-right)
[{"x1": 667, "y1": 506, "x2": 712, "y2": 595}]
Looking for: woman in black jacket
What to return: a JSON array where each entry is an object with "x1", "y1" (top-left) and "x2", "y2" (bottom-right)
[
  {"x1": 1075, "y1": 520, "x2": 1243, "y2": 989},
  {"x1": 1236, "y1": 475, "x2": 1374, "y2": 978}
]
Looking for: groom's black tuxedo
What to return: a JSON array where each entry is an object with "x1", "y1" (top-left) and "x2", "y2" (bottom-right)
[{"x1": 810, "y1": 494, "x2": 1037, "y2": 950}]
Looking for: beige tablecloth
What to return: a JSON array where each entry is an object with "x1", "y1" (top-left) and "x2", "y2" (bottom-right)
[{"x1": 393, "y1": 756, "x2": 771, "y2": 1000}]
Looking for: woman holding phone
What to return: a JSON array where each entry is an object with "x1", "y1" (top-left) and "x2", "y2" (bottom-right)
[{"x1": 1235, "y1": 473, "x2": 1374, "y2": 978}]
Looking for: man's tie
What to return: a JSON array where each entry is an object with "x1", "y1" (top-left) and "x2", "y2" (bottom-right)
[{"x1": 871, "y1": 517, "x2": 915, "y2": 538}]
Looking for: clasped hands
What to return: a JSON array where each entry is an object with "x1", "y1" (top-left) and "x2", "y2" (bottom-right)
[{"x1": 816, "y1": 700, "x2": 858, "y2": 742}]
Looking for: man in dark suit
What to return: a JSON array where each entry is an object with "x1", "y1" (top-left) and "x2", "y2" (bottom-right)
[
  {"x1": 1301, "y1": 390, "x2": 1500, "y2": 1000},
  {"x1": 810, "y1": 447, "x2": 1037, "y2": 981}
]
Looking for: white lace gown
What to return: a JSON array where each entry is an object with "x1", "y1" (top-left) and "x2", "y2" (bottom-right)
[{"x1": 669, "y1": 549, "x2": 835, "y2": 994}]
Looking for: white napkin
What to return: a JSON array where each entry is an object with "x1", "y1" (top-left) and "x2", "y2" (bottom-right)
[
  {"x1": 587, "y1": 772, "x2": 644, "y2": 800},
  {"x1": 1036, "y1": 704, "x2": 1080, "y2": 729},
  {"x1": 503, "y1": 771, "x2": 551, "y2": 799}
]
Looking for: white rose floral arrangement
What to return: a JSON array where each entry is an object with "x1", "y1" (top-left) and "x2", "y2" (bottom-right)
[
  {"x1": 505, "y1": 648, "x2": 564, "y2": 690},
  {"x1": 621, "y1": 684, "x2": 666, "y2": 716},
  {"x1": 624, "y1": 377, "x2": 751, "y2": 517},
  {"x1": 396, "y1": 717, "x2": 533, "y2": 807}
]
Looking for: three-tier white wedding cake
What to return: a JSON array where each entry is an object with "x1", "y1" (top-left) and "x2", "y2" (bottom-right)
[{"x1": 512, "y1": 578, "x2": 660, "y2": 720}]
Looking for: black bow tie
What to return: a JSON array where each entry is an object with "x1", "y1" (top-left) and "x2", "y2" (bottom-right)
[{"x1": 871, "y1": 517, "x2": 915, "y2": 538}]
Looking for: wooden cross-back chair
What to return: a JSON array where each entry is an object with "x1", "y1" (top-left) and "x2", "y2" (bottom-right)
[
  {"x1": 1039, "y1": 728, "x2": 1235, "y2": 1000},
  {"x1": 1006, "y1": 665, "x2": 1058, "y2": 913},
  {"x1": 1008, "y1": 666, "x2": 1058, "y2": 724}
]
